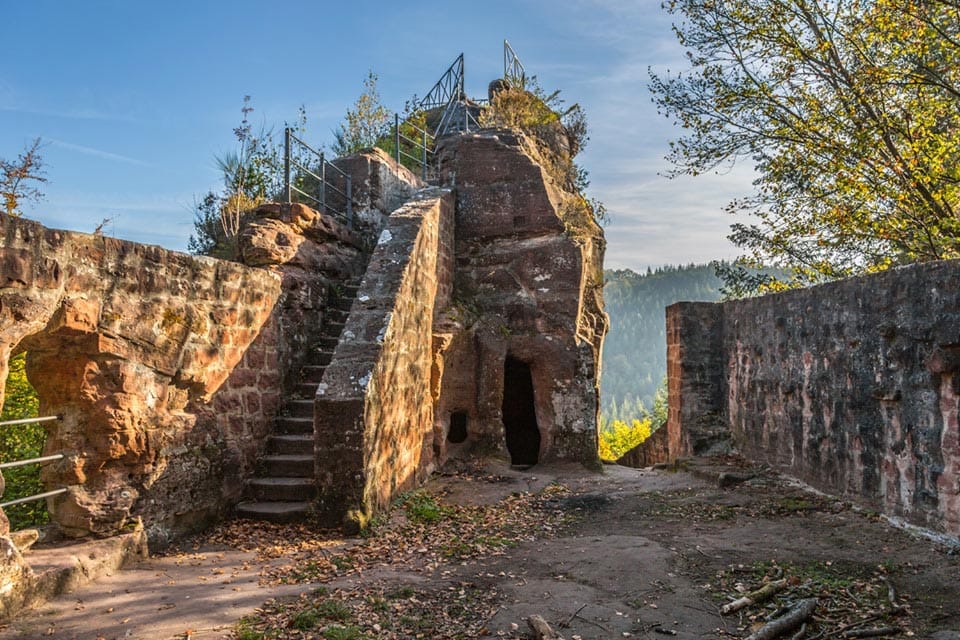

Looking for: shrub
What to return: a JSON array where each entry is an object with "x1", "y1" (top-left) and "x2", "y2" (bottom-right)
[{"x1": 598, "y1": 418, "x2": 653, "y2": 462}]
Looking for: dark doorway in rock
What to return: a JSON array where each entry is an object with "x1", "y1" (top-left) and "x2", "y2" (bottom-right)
[
  {"x1": 448, "y1": 411, "x2": 468, "y2": 444},
  {"x1": 502, "y1": 356, "x2": 540, "y2": 467}
]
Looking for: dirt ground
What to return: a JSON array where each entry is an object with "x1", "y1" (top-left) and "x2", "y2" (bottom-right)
[{"x1": 2, "y1": 457, "x2": 958, "y2": 640}]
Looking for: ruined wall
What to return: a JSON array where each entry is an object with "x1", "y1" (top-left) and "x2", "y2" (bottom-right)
[
  {"x1": 668, "y1": 260, "x2": 960, "y2": 537},
  {"x1": 433, "y1": 129, "x2": 607, "y2": 465},
  {"x1": 0, "y1": 216, "x2": 275, "y2": 539},
  {"x1": 314, "y1": 189, "x2": 454, "y2": 530},
  {"x1": 0, "y1": 204, "x2": 367, "y2": 543},
  {"x1": 331, "y1": 147, "x2": 424, "y2": 239}
]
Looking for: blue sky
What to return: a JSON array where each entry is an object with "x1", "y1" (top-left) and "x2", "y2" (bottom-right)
[{"x1": 0, "y1": 0, "x2": 753, "y2": 271}]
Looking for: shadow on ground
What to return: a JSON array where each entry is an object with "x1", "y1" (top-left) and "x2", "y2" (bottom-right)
[{"x1": 1, "y1": 457, "x2": 958, "y2": 639}]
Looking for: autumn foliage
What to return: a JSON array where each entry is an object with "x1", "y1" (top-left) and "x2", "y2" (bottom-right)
[{"x1": 651, "y1": 0, "x2": 960, "y2": 288}]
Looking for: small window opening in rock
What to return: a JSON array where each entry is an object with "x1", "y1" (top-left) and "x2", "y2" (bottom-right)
[
  {"x1": 448, "y1": 411, "x2": 468, "y2": 444},
  {"x1": 502, "y1": 355, "x2": 540, "y2": 468},
  {"x1": 1, "y1": 351, "x2": 49, "y2": 530}
]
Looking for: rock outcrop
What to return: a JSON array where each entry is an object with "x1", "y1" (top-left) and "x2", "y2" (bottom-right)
[{"x1": 432, "y1": 129, "x2": 607, "y2": 467}]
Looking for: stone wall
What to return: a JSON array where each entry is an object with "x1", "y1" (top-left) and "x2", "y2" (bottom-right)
[
  {"x1": 314, "y1": 190, "x2": 453, "y2": 529},
  {"x1": 667, "y1": 260, "x2": 960, "y2": 537},
  {"x1": 314, "y1": 189, "x2": 454, "y2": 530},
  {"x1": 0, "y1": 147, "x2": 415, "y2": 546}
]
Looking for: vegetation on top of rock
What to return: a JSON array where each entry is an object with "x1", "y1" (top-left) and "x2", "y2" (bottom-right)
[
  {"x1": 188, "y1": 97, "x2": 309, "y2": 258},
  {"x1": 479, "y1": 79, "x2": 607, "y2": 225},
  {"x1": 332, "y1": 71, "x2": 393, "y2": 157}
]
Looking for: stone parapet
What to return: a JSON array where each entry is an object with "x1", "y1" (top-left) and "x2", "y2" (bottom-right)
[
  {"x1": 314, "y1": 189, "x2": 454, "y2": 530},
  {"x1": 668, "y1": 260, "x2": 960, "y2": 538}
]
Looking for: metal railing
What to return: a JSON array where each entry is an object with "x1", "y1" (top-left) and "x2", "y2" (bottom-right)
[
  {"x1": 0, "y1": 414, "x2": 67, "y2": 509},
  {"x1": 504, "y1": 39, "x2": 526, "y2": 88},
  {"x1": 392, "y1": 113, "x2": 436, "y2": 181},
  {"x1": 417, "y1": 53, "x2": 466, "y2": 111},
  {"x1": 284, "y1": 128, "x2": 353, "y2": 229}
]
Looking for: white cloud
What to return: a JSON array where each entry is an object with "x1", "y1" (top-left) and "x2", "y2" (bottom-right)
[{"x1": 48, "y1": 139, "x2": 151, "y2": 167}]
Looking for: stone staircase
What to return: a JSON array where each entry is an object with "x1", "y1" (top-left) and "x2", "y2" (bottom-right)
[{"x1": 235, "y1": 281, "x2": 361, "y2": 523}]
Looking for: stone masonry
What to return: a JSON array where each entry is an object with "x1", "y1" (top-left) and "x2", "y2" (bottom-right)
[
  {"x1": 0, "y1": 128, "x2": 606, "y2": 551},
  {"x1": 667, "y1": 260, "x2": 960, "y2": 538}
]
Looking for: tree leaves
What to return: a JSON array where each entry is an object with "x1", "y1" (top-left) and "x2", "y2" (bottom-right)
[
  {"x1": 1, "y1": 138, "x2": 46, "y2": 217},
  {"x1": 650, "y1": 0, "x2": 960, "y2": 286}
]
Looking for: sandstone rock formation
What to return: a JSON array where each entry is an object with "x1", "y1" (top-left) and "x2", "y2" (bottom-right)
[
  {"x1": 310, "y1": 128, "x2": 607, "y2": 530},
  {"x1": 0, "y1": 149, "x2": 418, "y2": 546},
  {"x1": 433, "y1": 129, "x2": 607, "y2": 467}
]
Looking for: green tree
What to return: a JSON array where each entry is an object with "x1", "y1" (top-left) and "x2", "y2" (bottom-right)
[
  {"x1": 332, "y1": 71, "x2": 392, "y2": 156},
  {"x1": 0, "y1": 353, "x2": 46, "y2": 529},
  {"x1": 1, "y1": 139, "x2": 46, "y2": 217},
  {"x1": 650, "y1": 0, "x2": 960, "y2": 289},
  {"x1": 189, "y1": 98, "x2": 307, "y2": 257}
]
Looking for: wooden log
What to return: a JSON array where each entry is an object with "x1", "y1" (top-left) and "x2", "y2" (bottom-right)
[
  {"x1": 721, "y1": 578, "x2": 789, "y2": 615},
  {"x1": 745, "y1": 598, "x2": 818, "y2": 640},
  {"x1": 528, "y1": 614, "x2": 564, "y2": 640}
]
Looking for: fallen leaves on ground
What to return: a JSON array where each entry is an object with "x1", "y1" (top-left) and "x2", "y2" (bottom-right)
[
  {"x1": 235, "y1": 580, "x2": 501, "y2": 640},
  {"x1": 174, "y1": 477, "x2": 574, "y2": 638}
]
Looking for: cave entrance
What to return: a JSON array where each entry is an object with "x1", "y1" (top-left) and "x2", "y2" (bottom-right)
[{"x1": 502, "y1": 356, "x2": 540, "y2": 467}]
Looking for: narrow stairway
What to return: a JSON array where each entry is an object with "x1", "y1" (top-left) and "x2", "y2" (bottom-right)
[{"x1": 235, "y1": 281, "x2": 361, "y2": 523}]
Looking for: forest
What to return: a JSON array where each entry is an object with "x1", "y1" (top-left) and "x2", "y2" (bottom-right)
[{"x1": 600, "y1": 263, "x2": 723, "y2": 423}]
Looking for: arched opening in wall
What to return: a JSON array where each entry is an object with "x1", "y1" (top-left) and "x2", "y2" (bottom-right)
[
  {"x1": 448, "y1": 411, "x2": 468, "y2": 444},
  {"x1": 0, "y1": 350, "x2": 49, "y2": 530},
  {"x1": 502, "y1": 356, "x2": 540, "y2": 468}
]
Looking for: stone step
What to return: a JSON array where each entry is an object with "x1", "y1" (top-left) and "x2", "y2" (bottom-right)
[
  {"x1": 235, "y1": 501, "x2": 311, "y2": 523},
  {"x1": 260, "y1": 454, "x2": 313, "y2": 477},
  {"x1": 286, "y1": 399, "x2": 314, "y2": 418},
  {"x1": 333, "y1": 297, "x2": 355, "y2": 312},
  {"x1": 295, "y1": 382, "x2": 318, "y2": 398},
  {"x1": 301, "y1": 365, "x2": 326, "y2": 383},
  {"x1": 309, "y1": 349, "x2": 334, "y2": 367},
  {"x1": 275, "y1": 416, "x2": 313, "y2": 434},
  {"x1": 318, "y1": 335, "x2": 340, "y2": 350},
  {"x1": 267, "y1": 434, "x2": 313, "y2": 455},
  {"x1": 323, "y1": 321, "x2": 346, "y2": 337},
  {"x1": 326, "y1": 308, "x2": 349, "y2": 324},
  {"x1": 245, "y1": 477, "x2": 316, "y2": 502}
]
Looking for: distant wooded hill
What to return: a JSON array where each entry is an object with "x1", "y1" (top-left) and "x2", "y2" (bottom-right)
[{"x1": 601, "y1": 264, "x2": 723, "y2": 422}]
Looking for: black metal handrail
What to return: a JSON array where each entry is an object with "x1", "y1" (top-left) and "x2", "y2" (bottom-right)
[
  {"x1": 392, "y1": 113, "x2": 436, "y2": 180},
  {"x1": 0, "y1": 414, "x2": 69, "y2": 510},
  {"x1": 284, "y1": 128, "x2": 353, "y2": 229}
]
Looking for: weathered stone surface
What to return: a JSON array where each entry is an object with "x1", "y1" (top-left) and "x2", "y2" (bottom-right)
[
  {"x1": 432, "y1": 130, "x2": 607, "y2": 467},
  {"x1": 0, "y1": 203, "x2": 370, "y2": 543},
  {"x1": 668, "y1": 260, "x2": 960, "y2": 538},
  {"x1": 0, "y1": 217, "x2": 281, "y2": 540},
  {"x1": 665, "y1": 302, "x2": 728, "y2": 458},
  {"x1": 0, "y1": 537, "x2": 32, "y2": 619},
  {"x1": 315, "y1": 190, "x2": 453, "y2": 529},
  {"x1": 331, "y1": 147, "x2": 424, "y2": 240}
]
